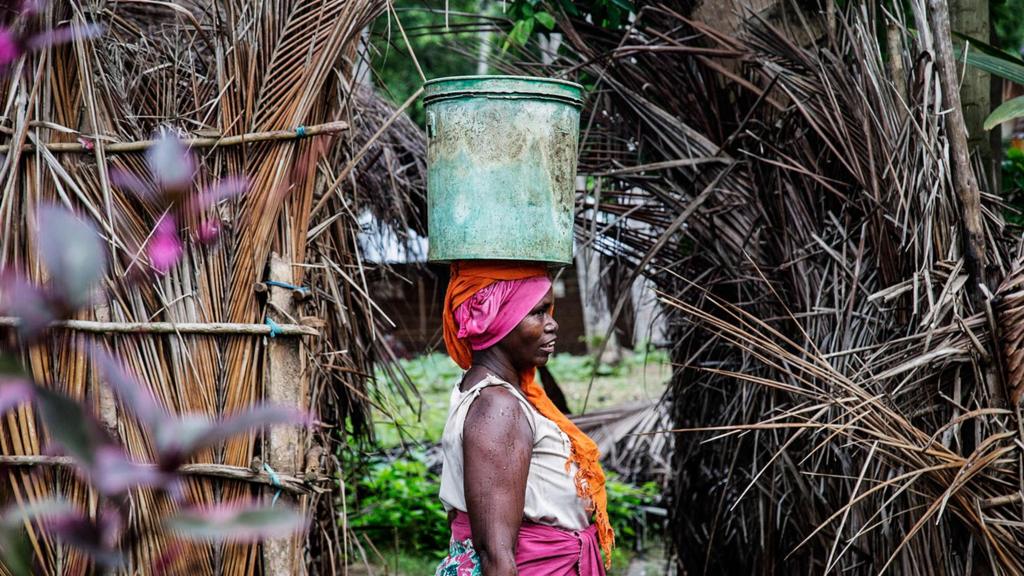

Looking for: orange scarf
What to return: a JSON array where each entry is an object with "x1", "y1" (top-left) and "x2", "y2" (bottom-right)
[{"x1": 442, "y1": 260, "x2": 614, "y2": 567}]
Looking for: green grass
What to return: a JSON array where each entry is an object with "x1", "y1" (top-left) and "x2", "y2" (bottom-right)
[{"x1": 371, "y1": 350, "x2": 671, "y2": 447}]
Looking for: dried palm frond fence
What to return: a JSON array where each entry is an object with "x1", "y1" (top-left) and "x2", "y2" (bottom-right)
[
  {"x1": 520, "y1": 0, "x2": 1024, "y2": 573},
  {"x1": 0, "y1": 0, "x2": 423, "y2": 574}
]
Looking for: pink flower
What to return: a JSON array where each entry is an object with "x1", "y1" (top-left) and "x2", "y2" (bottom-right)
[
  {"x1": 189, "y1": 176, "x2": 248, "y2": 213},
  {"x1": 148, "y1": 216, "x2": 183, "y2": 274},
  {"x1": 0, "y1": 29, "x2": 22, "y2": 67},
  {"x1": 196, "y1": 219, "x2": 221, "y2": 244}
]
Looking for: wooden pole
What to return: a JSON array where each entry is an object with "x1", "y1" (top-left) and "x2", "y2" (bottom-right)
[
  {"x1": 929, "y1": 0, "x2": 1003, "y2": 410},
  {"x1": 928, "y1": 0, "x2": 990, "y2": 299},
  {"x1": 947, "y1": 0, "x2": 994, "y2": 182},
  {"x1": 0, "y1": 120, "x2": 349, "y2": 155},
  {"x1": 94, "y1": 303, "x2": 119, "y2": 433},
  {"x1": 0, "y1": 317, "x2": 319, "y2": 336},
  {"x1": 263, "y1": 254, "x2": 310, "y2": 575}
]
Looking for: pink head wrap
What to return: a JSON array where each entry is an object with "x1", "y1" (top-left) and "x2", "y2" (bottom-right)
[{"x1": 453, "y1": 275, "x2": 552, "y2": 350}]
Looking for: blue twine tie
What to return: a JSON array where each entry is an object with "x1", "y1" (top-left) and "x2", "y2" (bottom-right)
[
  {"x1": 264, "y1": 280, "x2": 310, "y2": 294},
  {"x1": 295, "y1": 125, "x2": 307, "y2": 138},
  {"x1": 263, "y1": 462, "x2": 283, "y2": 506},
  {"x1": 264, "y1": 317, "x2": 283, "y2": 338}
]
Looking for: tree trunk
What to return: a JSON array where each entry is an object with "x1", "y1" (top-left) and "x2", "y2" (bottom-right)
[
  {"x1": 476, "y1": 0, "x2": 491, "y2": 75},
  {"x1": 631, "y1": 275, "x2": 667, "y2": 349},
  {"x1": 575, "y1": 248, "x2": 622, "y2": 364}
]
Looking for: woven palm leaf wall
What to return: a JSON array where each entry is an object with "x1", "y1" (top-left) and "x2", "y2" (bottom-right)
[{"x1": 0, "y1": 0, "x2": 422, "y2": 573}]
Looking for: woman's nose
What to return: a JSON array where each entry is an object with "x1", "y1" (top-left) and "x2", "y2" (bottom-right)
[{"x1": 545, "y1": 315, "x2": 559, "y2": 333}]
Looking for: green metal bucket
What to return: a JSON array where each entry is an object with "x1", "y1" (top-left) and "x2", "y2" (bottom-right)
[{"x1": 424, "y1": 75, "x2": 584, "y2": 265}]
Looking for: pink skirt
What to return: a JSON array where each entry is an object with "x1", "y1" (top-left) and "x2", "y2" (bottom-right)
[{"x1": 434, "y1": 511, "x2": 606, "y2": 576}]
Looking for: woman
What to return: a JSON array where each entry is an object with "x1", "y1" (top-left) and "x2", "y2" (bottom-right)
[{"x1": 434, "y1": 261, "x2": 614, "y2": 576}]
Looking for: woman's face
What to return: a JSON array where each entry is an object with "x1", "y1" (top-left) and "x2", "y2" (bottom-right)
[{"x1": 499, "y1": 288, "x2": 558, "y2": 369}]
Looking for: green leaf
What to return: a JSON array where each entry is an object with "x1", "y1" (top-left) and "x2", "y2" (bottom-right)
[
  {"x1": 0, "y1": 500, "x2": 76, "y2": 575},
  {"x1": 602, "y1": 6, "x2": 621, "y2": 28},
  {"x1": 0, "y1": 355, "x2": 27, "y2": 378},
  {"x1": 557, "y1": 0, "x2": 580, "y2": 16},
  {"x1": 953, "y1": 31, "x2": 1020, "y2": 60},
  {"x1": 535, "y1": 12, "x2": 556, "y2": 30},
  {"x1": 0, "y1": 526, "x2": 33, "y2": 576},
  {"x1": 503, "y1": 21, "x2": 523, "y2": 51},
  {"x1": 953, "y1": 33, "x2": 1024, "y2": 85},
  {"x1": 521, "y1": 17, "x2": 535, "y2": 42},
  {"x1": 505, "y1": 18, "x2": 535, "y2": 49},
  {"x1": 34, "y1": 386, "x2": 112, "y2": 468},
  {"x1": 985, "y1": 95, "x2": 1024, "y2": 130},
  {"x1": 609, "y1": 0, "x2": 634, "y2": 12},
  {"x1": 521, "y1": 2, "x2": 534, "y2": 18}
]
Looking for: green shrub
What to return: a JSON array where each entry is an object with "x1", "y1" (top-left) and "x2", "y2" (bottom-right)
[
  {"x1": 546, "y1": 347, "x2": 669, "y2": 381},
  {"x1": 605, "y1": 475, "x2": 661, "y2": 550},
  {"x1": 1004, "y1": 146, "x2": 1024, "y2": 226},
  {"x1": 348, "y1": 451, "x2": 450, "y2": 555},
  {"x1": 348, "y1": 449, "x2": 661, "y2": 558},
  {"x1": 392, "y1": 353, "x2": 463, "y2": 394}
]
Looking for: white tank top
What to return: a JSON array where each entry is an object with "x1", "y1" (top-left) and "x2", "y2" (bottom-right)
[{"x1": 438, "y1": 373, "x2": 591, "y2": 531}]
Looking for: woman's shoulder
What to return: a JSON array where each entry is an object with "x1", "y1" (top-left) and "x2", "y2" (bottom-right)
[
  {"x1": 463, "y1": 385, "x2": 533, "y2": 446},
  {"x1": 452, "y1": 369, "x2": 537, "y2": 437},
  {"x1": 466, "y1": 384, "x2": 525, "y2": 416},
  {"x1": 458, "y1": 366, "x2": 511, "y2": 393}
]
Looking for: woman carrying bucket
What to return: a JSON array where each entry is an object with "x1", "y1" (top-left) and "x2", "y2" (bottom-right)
[{"x1": 425, "y1": 76, "x2": 613, "y2": 575}]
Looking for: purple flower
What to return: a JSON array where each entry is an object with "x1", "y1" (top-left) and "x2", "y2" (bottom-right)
[
  {"x1": 148, "y1": 215, "x2": 183, "y2": 274},
  {"x1": 0, "y1": 376, "x2": 33, "y2": 414},
  {"x1": 0, "y1": 271, "x2": 55, "y2": 340},
  {"x1": 0, "y1": 29, "x2": 21, "y2": 66},
  {"x1": 0, "y1": 19, "x2": 103, "y2": 71},
  {"x1": 166, "y1": 501, "x2": 307, "y2": 542}
]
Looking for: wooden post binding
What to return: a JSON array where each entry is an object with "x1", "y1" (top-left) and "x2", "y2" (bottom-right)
[{"x1": 262, "y1": 254, "x2": 311, "y2": 575}]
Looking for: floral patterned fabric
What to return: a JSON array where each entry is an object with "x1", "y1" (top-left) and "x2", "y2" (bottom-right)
[
  {"x1": 434, "y1": 537, "x2": 482, "y2": 576},
  {"x1": 434, "y1": 512, "x2": 606, "y2": 576}
]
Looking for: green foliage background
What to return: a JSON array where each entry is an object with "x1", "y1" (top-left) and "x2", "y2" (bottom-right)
[
  {"x1": 368, "y1": 0, "x2": 487, "y2": 126},
  {"x1": 994, "y1": 0, "x2": 1024, "y2": 54}
]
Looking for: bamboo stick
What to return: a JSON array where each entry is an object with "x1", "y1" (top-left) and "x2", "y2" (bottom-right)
[
  {"x1": 0, "y1": 317, "x2": 320, "y2": 336},
  {"x1": 0, "y1": 455, "x2": 326, "y2": 495},
  {"x1": 0, "y1": 120, "x2": 349, "y2": 155}
]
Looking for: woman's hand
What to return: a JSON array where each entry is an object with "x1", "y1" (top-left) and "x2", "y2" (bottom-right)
[{"x1": 463, "y1": 386, "x2": 533, "y2": 576}]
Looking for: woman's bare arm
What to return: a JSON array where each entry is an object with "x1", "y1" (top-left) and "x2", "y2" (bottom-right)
[{"x1": 463, "y1": 387, "x2": 533, "y2": 576}]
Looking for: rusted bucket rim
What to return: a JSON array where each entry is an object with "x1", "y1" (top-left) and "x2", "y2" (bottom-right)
[{"x1": 423, "y1": 75, "x2": 585, "y2": 108}]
